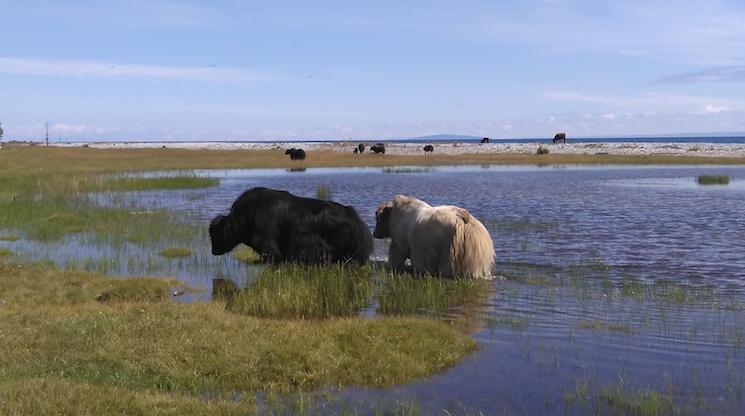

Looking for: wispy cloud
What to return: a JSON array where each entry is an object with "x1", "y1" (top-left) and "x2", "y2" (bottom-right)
[
  {"x1": 657, "y1": 66, "x2": 745, "y2": 84},
  {"x1": 0, "y1": 57, "x2": 266, "y2": 83},
  {"x1": 543, "y1": 89, "x2": 745, "y2": 112}
]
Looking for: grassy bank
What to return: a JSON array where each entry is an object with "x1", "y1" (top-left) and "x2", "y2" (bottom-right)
[{"x1": 0, "y1": 258, "x2": 476, "y2": 413}]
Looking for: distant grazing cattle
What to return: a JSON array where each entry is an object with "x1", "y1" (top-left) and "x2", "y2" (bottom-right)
[
  {"x1": 209, "y1": 187, "x2": 372, "y2": 264},
  {"x1": 374, "y1": 195, "x2": 495, "y2": 278},
  {"x1": 423, "y1": 144, "x2": 434, "y2": 154},
  {"x1": 358, "y1": 143, "x2": 365, "y2": 154},
  {"x1": 284, "y1": 148, "x2": 306, "y2": 160},
  {"x1": 370, "y1": 143, "x2": 386, "y2": 154},
  {"x1": 481, "y1": 137, "x2": 490, "y2": 144},
  {"x1": 553, "y1": 132, "x2": 566, "y2": 144}
]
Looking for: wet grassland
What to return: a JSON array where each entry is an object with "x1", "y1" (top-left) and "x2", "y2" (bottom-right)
[{"x1": 1, "y1": 145, "x2": 745, "y2": 414}]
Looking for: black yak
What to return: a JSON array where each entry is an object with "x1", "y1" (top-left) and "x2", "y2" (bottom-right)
[
  {"x1": 284, "y1": 148, "x2": 306, "y2": 160},
  {"x1": 423, "y1": 144, "x2": 434, "y2": 153},
  {"x1": 370, "y1": 143, "x2": 385, "y2": 154},
  {"x1": 209, "y1": 187, "x2": 373, "y2": 264}
]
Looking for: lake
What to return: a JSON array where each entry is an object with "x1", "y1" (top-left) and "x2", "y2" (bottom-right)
[{"x1": 5, "y1": 164, "x2": 745, "y2": 414}]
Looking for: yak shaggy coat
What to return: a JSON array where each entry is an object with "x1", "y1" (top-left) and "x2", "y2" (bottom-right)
[
  {"x1": 374, "y1": 195, "x2": 495, "y2": 278},
  {"x1": 210, "y1": 187, "x2": 373, "y2": 264}
]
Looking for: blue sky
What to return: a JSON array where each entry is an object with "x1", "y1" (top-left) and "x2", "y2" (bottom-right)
[{"x1": 2, "y1": 0, "x2": 745, "y2": 141}]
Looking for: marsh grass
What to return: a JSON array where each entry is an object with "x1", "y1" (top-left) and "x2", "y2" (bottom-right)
[
  {"x1": 376, "y1": 272, "x2": 491, "y2": 316},
  {"x1": 0, "y1": 247, "x2": 12, "y2": 257},
  {"x1": 564, "y1": 379, "x2": 684, "y2": 416},
  {"x1": 697, "y1": 174, "x2": 730, "y2": 185},
  {"x1": 159, "y1": 246, "x2": 192, "y2": 259},
  {"x1": 595, "y1": 386, "x2": 678, "y2": 416},
  {"x1": 0, "y1": 234, "x2": 20, "y2": 241},
  {"x1": 95, "y1": 175, "x2": 219, "y2": 191},
  {"x1": 227, "y1": 263, "x2": 374, "y2": 319},
  {"x1": 536, "y1": 145, "x2": 550, "y2": 155}
]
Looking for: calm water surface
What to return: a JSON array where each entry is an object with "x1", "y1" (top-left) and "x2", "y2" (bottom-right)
[{"x1": 4, "y1": 164, "x2": 745, "y2": 414}]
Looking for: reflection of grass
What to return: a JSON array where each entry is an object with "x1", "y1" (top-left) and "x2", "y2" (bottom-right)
[
  {"x1": 576, "y1": 320, "x2": 633, "y2": 334},
  {"x1": 486, "y1": 218, "x2": 559, "y2": 232},
  {"x1": 227, "y1": 264, "x2": 373, "y2": 319},
  {"x1": 159, "y1": 246, "x2": 192, "y2": 259},
  {"x1": 0, "y1": 258, "x2": 474, "y2": 412},
  {"x1": 382, "y1": 167, "x2": 435, "y2": 174},
  {"x1": 486, "y1": 314, "x2": 528, "y2": 330},
  {"x1": 697, "y1": 175, "x2": 729, "y2": 185},
  {"x1": 315, "y1": 184, "x2": 331, "y2": 200},
  {"x1": 0, "y1": 234, "x2": 20, "y2": 241}
]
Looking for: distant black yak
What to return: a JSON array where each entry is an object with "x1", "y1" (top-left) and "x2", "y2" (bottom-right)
[
  {"x1": 370, "y1": 143, "x2": 386, "y2": 154},
  {"x1": 553, "y1": 133, "x2": 566, "y2": 144},
  {"x1": 423, "y1": 144, "x2": 434, "y2": 154},
  {"x1": 358, "y1": 143, "x2": 365, "y2": 153},
  {"x1": 209, "y1": 187, "x2": 373, "y2": 264},
  {"x1": 480, "y1": 137, "x2": 490, "y2": 144},
  {"x1": 284, "y1": 148, "x2": 306, "y2": 160}
]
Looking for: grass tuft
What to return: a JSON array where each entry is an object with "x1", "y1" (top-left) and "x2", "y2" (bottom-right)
[
  {"x1": 537, "y1": 145, "x2": 550, "y2": 155},
  {"x1": 376, "y1": 272, "x2": 490, "y2": 316},
  {"x1": 576, "y1": 320, "x2": 633, "y2": 334},
  {"x1": 0, "y1": 248, "x2": 12, "y2": 257},
  {"x1": 227, "y1": 263, "x2": 373, "y2": 319},
  {"x1": 159, "y1": 246, "x2": 192, "y2": 259},
  {"x1": 696, "y1": 174, "x2": 730, "y2": 185},
  {"x1": 0, "y1": 234, "x2": 21, "y2": 241},
  {"x1": 315, "y1": 184, "x2": 332, "y2": 200},
  {"x1": 230, "y1": 244, "x2": 261, "y2": 263}
]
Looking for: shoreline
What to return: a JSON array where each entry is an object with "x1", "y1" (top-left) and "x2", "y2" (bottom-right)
[{"x1": 43, "y1": 140, "x2": 745, "y2": 158}]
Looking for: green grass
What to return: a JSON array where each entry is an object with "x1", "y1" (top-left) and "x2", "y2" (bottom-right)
[
  {"x1": 230, "y1": 244, "x2": 261, "y2": 263},
  {"x1": 96, "y1": 175, "x2": 219, "y2": 191},
  {"x1": 697, "y1": 174, "x2": 730, "y2": 185},
  {"x1": 0, "y1": 247, "x2": 12, "y2": 257},
  {"x1": 595, "y1": 386, "x2": 678, "y2": 416},
  {"x1": 0, "y1": 234, "x2": 20, "y2": 241},
  {"x1": 159, "y1": 246, "x2": 192, "y2": 259},
  {"x1": 0, "y1": 259, "x2": 180, "y2": 306},
  {"x1": 0, "y1": 258, "x2": 476, "y2": 411},
  {"x1": 227, "y1": 263, "x2": 374, "y2": 319},
  {"x1": 376, "y1": 272, "x2": 491, "y2": 316}
]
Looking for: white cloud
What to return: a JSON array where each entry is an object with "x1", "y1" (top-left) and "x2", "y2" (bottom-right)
[
  {"x1": 703, "y1": 105, "x2": 730, "y2": 114},
  {"x1": 501, "y1": 124, "x2": 513, "y2": 131},
  {"x1": 0, "y1": 57, "x2": 266, "y2": 83},
  {"x1": 601, "y1": 113, "x2": 617, "y2": 120},
  {"x1": 52, "y1": 123, "x2": 120, "y2": 135}
]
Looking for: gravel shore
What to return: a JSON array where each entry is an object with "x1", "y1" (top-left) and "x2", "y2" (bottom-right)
[{"x1": 57, "y1": 141, "x2": 745, "y2": 158}]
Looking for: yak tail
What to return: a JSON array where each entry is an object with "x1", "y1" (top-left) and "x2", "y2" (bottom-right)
[{"x1": 449, "y1": 208, "x2": 495, "y2": 278}]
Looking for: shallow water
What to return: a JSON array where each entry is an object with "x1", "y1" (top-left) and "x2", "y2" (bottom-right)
[{"x1": 3, "y1": 164, "x2": 745, "y2": 413}]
